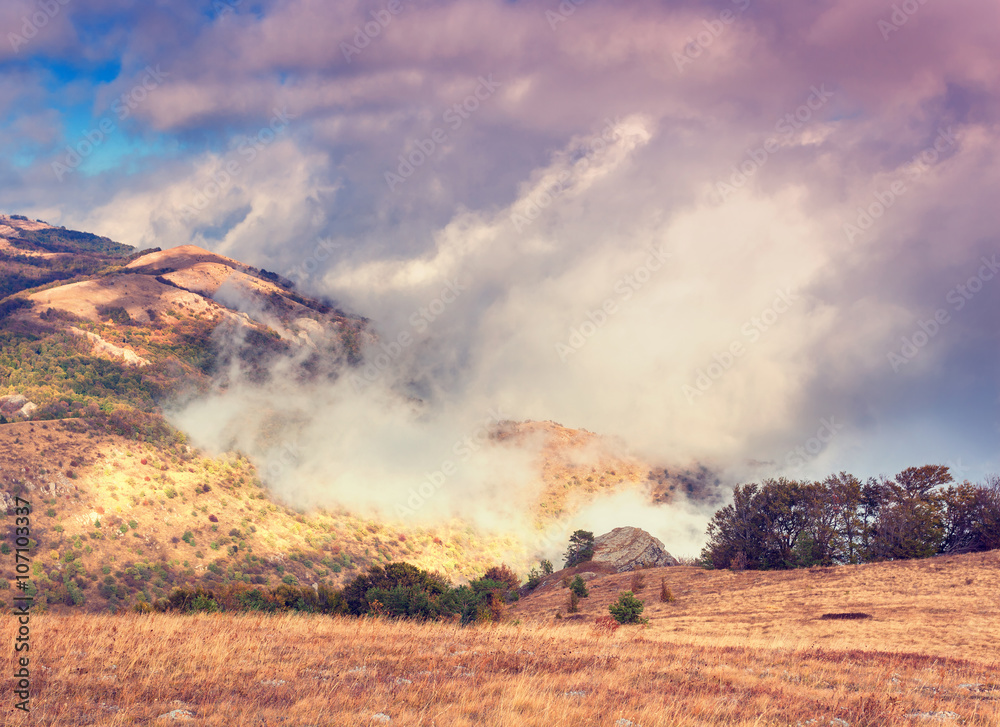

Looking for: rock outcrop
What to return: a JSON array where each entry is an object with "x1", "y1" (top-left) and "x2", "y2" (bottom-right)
[
  {"x1": 0, "y1": 394, "x2": 37, "y2": 419},
  {"x1": 591, "y1": 526, "x2": 677, "y2": 572}
]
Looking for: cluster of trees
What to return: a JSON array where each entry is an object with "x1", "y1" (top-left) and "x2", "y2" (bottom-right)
[
  {"x1": 701, "y1": 465, "x2": 1000, "y2": 570},
  {"x1": 155, "y1": 562, "x2": 523, "y2": 625}
]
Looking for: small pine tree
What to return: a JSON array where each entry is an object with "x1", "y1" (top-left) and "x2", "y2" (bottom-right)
[
  {"x1": 609, "y1": 591, "x2": 647, "y2": 624},
  {"x1": 564, "y1": 530, "x2": 595, "y2": 568},
  {"x1": 569, "y1": 575, "x2": 589, "y2": 598}
]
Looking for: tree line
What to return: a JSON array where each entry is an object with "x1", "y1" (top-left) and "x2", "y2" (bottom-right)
[{"x1": 700, "y1": 465, "x2": 1000, "y2": 570}]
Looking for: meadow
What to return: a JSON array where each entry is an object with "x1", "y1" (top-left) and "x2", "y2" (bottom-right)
[{"x1": 3, "y1": 550, "x2": 997, "y2": 726}]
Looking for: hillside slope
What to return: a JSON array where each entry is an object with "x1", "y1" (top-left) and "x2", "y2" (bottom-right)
[
  {"x1": 0, "y1": 215, "x2": 711, "y2": 612},
  {"x1": 511, "y1": 548, "x2": 1000, "y2": 663}
]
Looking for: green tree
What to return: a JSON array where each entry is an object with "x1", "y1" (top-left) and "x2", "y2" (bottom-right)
[
  {"x1": 868, "y1": 466, "x2": 950, "y2": 561},
  {"x1": 702, "y1": 482, "x2": 767, "y2": 569},
  {"x1": 564, "y1": 530, "x2": 595, "y2": 568},
  {"x1": 569, "y1": 575, "x2": 589, "y2": 598},
  {"x1": 609, "y1": 591, "x2": 646, "y2": 624}
]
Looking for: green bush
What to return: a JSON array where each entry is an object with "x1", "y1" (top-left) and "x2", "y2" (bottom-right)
[
  {"x1": 191, "y1": 594, "x2": 219, "y2": 613},
  {"x1": 569, "y1": 575, "x2": 589, "y2": 598},
  {"x1": 609, "y1": 591, "x2": 647, "y2": 624}
]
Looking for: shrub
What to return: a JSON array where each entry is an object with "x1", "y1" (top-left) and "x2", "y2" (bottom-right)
[
  {"x1": 191, "y1": 594, "x2": 219, "y2": 613},
  {"x1": 609, "y1": 591, "x2": 647, "y2": 625},
  {"x1": 569, "y1": 575, "x2": 589, "y2": 598},
  {"x1": 567, "y1": 590, "x2": 580, "y2": 613},
  {"x1": 659, "y1": 578, "x2": 675, "y2": 603},
  {"x1": 482, "y1": 564, "x2": 520, "y2": 593},
  {"x1": 208, "y1": 514, "x2": 219, "y2": 523},
  {"x1": 524, "y1": 559, "x2": 553, "y2": 591}
]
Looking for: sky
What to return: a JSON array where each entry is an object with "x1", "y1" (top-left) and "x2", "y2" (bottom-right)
[{"x1": 2, "y1": 0, "x2": 1000, "y2": 542}]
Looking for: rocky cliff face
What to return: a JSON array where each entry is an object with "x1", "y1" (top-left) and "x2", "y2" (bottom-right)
[{"x1": 591, "y1": 526, "x2": 677, "y2": 572}]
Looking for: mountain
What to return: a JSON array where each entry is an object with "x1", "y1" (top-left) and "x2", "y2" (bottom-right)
[{"x1": 0, "y1": 214, "x2": 710, "y2": 613}]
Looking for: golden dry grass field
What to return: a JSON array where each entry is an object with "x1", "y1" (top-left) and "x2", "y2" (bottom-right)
[{"x1": 3, "y1": 551, "x2": 998, "y2": 726}]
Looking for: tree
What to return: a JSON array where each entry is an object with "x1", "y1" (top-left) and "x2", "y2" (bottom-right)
[
  {"x1": 868, "y1": 466, "x2": 950, "y2": 561},
  {"x1": 756, "y1": 478, "x2": 812, "y2": 568},
  {"x1": 891, "y1": 465, "x2": 952, "y2": 500},
  {"x1": 825, "y1": 472, "x2": 864, "y2": 564},
  {"x1": 569, "y1": 575, "x2": 589, "y2": 598},
  {"x1": 609, "y1": 591, "x2": 646, "y2": 624},
  {"x1": 940, "y1": 478, "x2": 1000, "y2": 554},
  {"x1": 564, "y1": 530, "x2": 595, "y2": 568},
  {"x1": 343, "y1": 562, "x2": 449, "y2": 616},
  {"x1": 701, "y1": 483, "x2": 767, "y2": 569}
]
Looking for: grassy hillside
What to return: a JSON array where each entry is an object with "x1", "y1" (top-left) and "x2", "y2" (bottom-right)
[
  {"x1": 0, "y1": 218, "x2": 709, "y2": 613},
  {"x1": 0, "y1": 419, "x2": 523, "y2": 613},
  {"x1": 3, "y1": 550, "x2": 997, "y2": 726}
]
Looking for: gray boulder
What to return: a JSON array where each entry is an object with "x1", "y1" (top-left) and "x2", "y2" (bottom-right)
[
  {"x1": 0, "y1": 394, "x2": 36, "y2": 419},
  {"x1": 591, "y1": 527, "x2": 677, "y2": 572}
]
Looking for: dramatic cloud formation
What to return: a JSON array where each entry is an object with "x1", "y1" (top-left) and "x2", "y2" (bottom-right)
[{"x1": 3, "y1": 0, "x2": 999, "y2": 552}]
